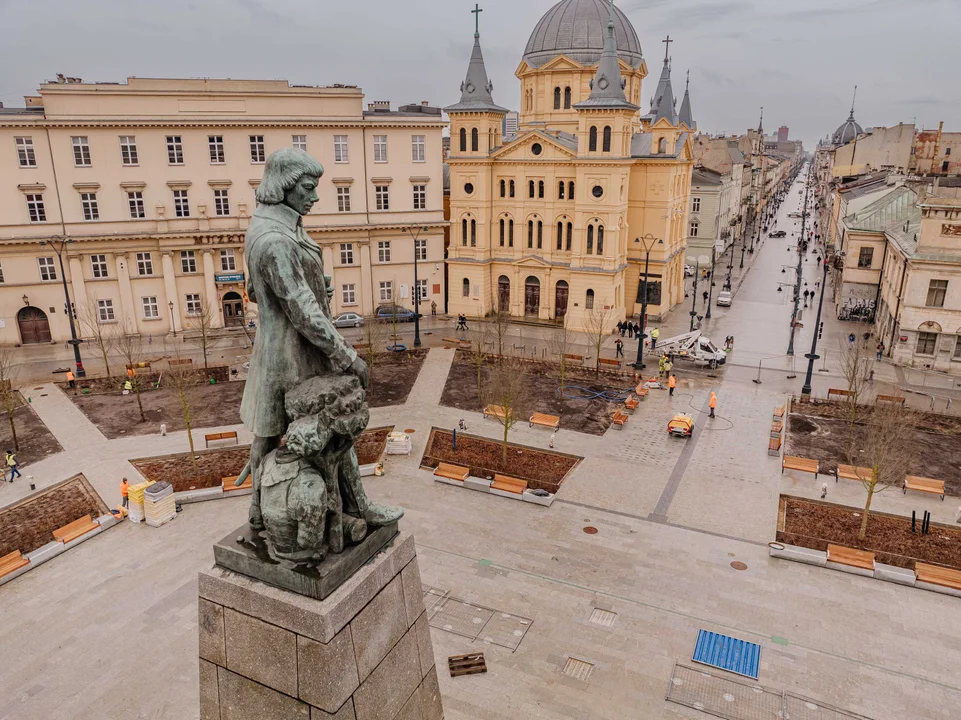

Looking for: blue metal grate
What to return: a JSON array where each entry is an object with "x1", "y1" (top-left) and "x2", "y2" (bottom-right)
[{"x1": 692, "y1": 630, "x2": 761, "y2": 680}]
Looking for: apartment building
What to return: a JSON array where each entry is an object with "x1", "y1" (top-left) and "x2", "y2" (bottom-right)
[{"x1": 0, "y1": 77, "x2": 446, "y2": 346}]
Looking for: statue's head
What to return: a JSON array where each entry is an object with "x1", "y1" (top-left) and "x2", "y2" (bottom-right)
[{"x1": 255, "y1": 148, "x2": 324, "y2": 216}]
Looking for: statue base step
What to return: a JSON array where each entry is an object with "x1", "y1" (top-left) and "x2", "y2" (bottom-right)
[{"x1": 213, "y1": 521, "x2": 399, "y2": 601}]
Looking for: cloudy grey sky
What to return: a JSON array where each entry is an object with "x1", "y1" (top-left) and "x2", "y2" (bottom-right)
[{"x1": 1, "y1": 0, "x2": 959, "y2": 148}]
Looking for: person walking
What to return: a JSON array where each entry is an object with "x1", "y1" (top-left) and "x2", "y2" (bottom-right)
[
  {"x1": 650, "y1": 327, "x2": 659, "y2": 350},
  {"x1": 123, "y1": 378, "x2": 133, "y2": 394},
  {"x1": 668, "y1": 373, "x2": 676, "y2": 397},
  {"x1": 456, "y1": 314, "x2": 469, "y2": 331},
  {"x1": 549, "y1": 432, "x2": 555, "y2": 449},
  {"x1": 5, "y1": 450, "x2": 21, "y2": 482},
  {"x1": 120, "y1": 477, "x2": 130, "y2": 508},
  {"x1": 615, "y1": 338, "x2": 624, "y2": 358},
  {"x1": 709, "y1": 391, "x2": 717, "y2": 419},
  {"x1": 430, "y1": 300, "x2": 437, "y2": 317},
  {"x1": 65, "y1": 370, "x2": 76, "y2": 391},
  {"x1": 876, "y1": 342, "x2": 884, "y2": 361},
  {"x1": 658, "y1": 355, "x2": 667, "y2": 377},
  {"x1": 627, "y1": 323, "x2": 634, "y2": 339}
]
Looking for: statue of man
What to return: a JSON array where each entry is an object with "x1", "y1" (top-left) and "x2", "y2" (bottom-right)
[{"x1": 241, "y1": 148, "x2": 400, "y2": 532}]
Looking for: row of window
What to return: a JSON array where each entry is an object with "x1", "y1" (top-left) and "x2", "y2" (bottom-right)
[
  {"x1": 21, "y1": 182, "x2": 429, "y2": 223},
  {"x1": 463, "y1": 217, "x2": 605, "y2": 255},
  {"x1": 498, "y1": 179, "x2": 577, "y2": 201},
  {"x1": 359, "y1": 279, "x2": 430, "y2": 304},
  {"x1": 915, "y1": 332, "x2": 961, "y2": 358},
  {"x1": 95, "y1": 294, "x2": 208, "y2": 323},
  {"x1": 6, "y1": 249, "x2": 238, "y2": 283},
  {"x1": 337, "y1": 239, "x2": 427, "y2": 266},
  {"x1": 14, "y1": 133, "x2": 427, "y2": 169}
]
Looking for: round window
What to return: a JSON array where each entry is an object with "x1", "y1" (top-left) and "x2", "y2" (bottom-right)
[
  {"x1": 464, "y1": 183, "x2": 475, "y2": 195},
  {"x1": 531, "y1": 143, "x2": 543, "y2": 156},
  {"x1": 592, "y1": 185, "x2": 604, "y2": 198}
]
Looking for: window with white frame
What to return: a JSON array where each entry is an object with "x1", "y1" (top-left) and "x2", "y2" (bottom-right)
[
  {"x1": 97, "y1": 299, "x2": 115, "y2": 322},
  {"x1": 80, "y1": 192, "x2": 99, "y2": 221},
  {"x1": 90, "y1": 254, "x2": 108, "y2": 279},
  {"x1": 379, "y1": 281, "x2": 393, "y2": 302},
  {"x1": 692, "y1": 196, "x2": 701, "y2": 212},
  {"x1": 340, "y1": 243, "x2": 354, "y2": 265},
  {"x1": 15, "y1": 137, "x2": 37, "y2": 167},
  {"x1": 136, "y1": 252, "x2": 154, "y2": 276},
  {"x1": 342, "y1": 284, "x2": 356, "y2": 305},
  {"x1": 185, "y1": 293, "x2": 202, "y2": 316},
  {"x1": 119, "y1": 136, "x2": 138, "y2": 166},
  {"x1": 142, "y1": 296, "x2": 160, "y2": 319},
  {"x1": 208, "y1": 135, "x2": 225, "y2": 164},
  {"x1": 377, "y1": 241, "x2": 391, "y2": 263},
  {"x1": 334, "y1": 135, "x2": 349, "y2": 163},
  {"x1": 415, "y1": 237, "x2": 427, "y2": 261},
  {"x1": 412, "y1": 135, "x2": 426, "y2": 163},
  {"x1": 72, "y1": 136, "x2": 91, "y2": 166},
  {"x1": 689, "y1": 221, "x2": 699, "y2": 237},
  {"x1": 173, "y1": 189, "x2": 190, "y2": 217},
  {"x1": 412, "y1": 184, "x2": 426, "y2": 210},
  {"x1": 38, "y1": 257, "x2": 57, "y2": 281},
  {"x1": 220, "y1": 248, "x2": 236, "y2": 272},
  {"x1": 292, "y1": 135, "x2": 307, "y2": 151},
  {"x1": 416, "y1": 278, "x2": 428, "y2": 301},
  {"x1": 249, "y1": 135, "x2": 266, "y2": 163},
  {"x1": 181, "y1": 250, "x2": 197, "y2": 273},
  {"x1": 166, "y1": 135, "x2": 184, "y2": 165},
  {"x1": 26, "y1": 194, "x2": 46, "y2": 222},
  {"x1": 213, "y1": 188, "x2": 230, "y2": 216},
  {"x1": 373, "y1": 135, "x2": 388, "y2": 163},
  {"x1": 127, "y1": 191, "x2": 145, "y2": 219},
  {"x1": 375, "y1": 185, "x2": 389, "y2": 211},
  {"x1": 336, "y1": 186, "x2": 351, "y2": 212},
  {"x1": 916, "y1": 331, "x2": 938, "y2": 355}
]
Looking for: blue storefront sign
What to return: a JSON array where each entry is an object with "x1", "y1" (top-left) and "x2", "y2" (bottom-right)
[{"x1": 215, "y1": 273, "x2": 245, "y2": 283}]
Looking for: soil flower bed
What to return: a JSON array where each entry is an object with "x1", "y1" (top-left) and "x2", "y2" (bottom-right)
[
  {"x1": 776, "y1": 495, "x2": 961, "y2": 571},
  {"x1": 356, "y1": 426, "x2": 392, "y2": 465},
  {"x1": 421, "y1": 428, "x2": 580, "y2": 493}
]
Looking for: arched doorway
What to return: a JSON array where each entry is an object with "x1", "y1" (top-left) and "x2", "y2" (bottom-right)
[
  {"x1": 555, "y1": 280, "x2": 569, "y2": 320},
  {"x1": 18, "y1": 306, "x2": 51, "y2": 344},
  {"x1": 524, "y1": 276, "x2": 540, "y2": 317},
  {"x1": 222, "y1": 291, "x2": 244, "y2": 327},
  {"x1": 497, "y1": 276, "x2": 510, "y2": 313}
]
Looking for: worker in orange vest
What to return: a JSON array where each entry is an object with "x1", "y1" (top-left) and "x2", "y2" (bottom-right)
[
  {"x1": 120, "y1": 478, "x2": 129, "y2": 508},
  {"x1": 668, "y1": 374, "x2": 677, "y2": 397},
  {"x1": 709, "y1": 391, "x2": 717, "y2": 419},
  {"x1": 65, "y1": 370, "x2": 75, "y2": 391}
]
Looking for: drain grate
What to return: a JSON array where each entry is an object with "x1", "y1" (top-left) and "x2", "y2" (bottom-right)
[
  {"x1": 589, "y1": 608, "x2": 618, "y2": 627},
  {"x1": 783, "y1": 694, "x2": 876, "y2": 720},
  {"x1": 563, "y1": 656, "x2": 595, "y2": 682},
  {"x1": 477, "y1": 611, "x2": 532, "y2": 651},
  {"x1": 422, "y1": 585, "x2": 448, "y2": 614},
  {"x1": 429, "y1": 598, "x2": 493, "y2": 640},
  {"x1": 423, "y1": 589, "x2": 533, "y2": 653}
]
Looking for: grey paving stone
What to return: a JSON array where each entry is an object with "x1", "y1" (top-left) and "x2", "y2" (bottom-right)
[
  {"x1": 310, "y1": 699, "x2": 357, "y2": 719},
  {"x1": 399, "y1": 557, "x2": 424, "y2": 627},
  {"x1": 199, "y1": 659, "x2": 220, "y2": 720},
  {"x1": 352, "y1": 630, "x2": 422, "y2": 720},
  {"x1": 218, "y1": 665, "x2": 310, "y2": 720},
  {"x1": 198, "y1": 598, "x2": 226, "y2": 666},
  {"x1": 297, "y1": 628, "x2": 360, "y2": 713},
  {"x1": 224, "y1": 608, "x2": 298, "y2": 697},
  {"x1": 350, "y1": 575, "x2": 409, "y2": 683}
]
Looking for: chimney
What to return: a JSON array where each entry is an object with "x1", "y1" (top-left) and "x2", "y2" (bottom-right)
[{"x1": 367, "y1": 100, "x2": 391, "y2": 112}]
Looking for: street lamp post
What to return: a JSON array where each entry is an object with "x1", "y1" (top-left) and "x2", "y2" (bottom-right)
[
  {"x1": 632, "y1": 234, "x2": 661, "y2": 370},
  {"x1": 801, "y1": 259, "x2": 830, "y2": 395},
  {"x1": 40, "y1": 237, "x2": 85, "y2": 377},
  {"x1": 402, "y1": 225, "x2": 429, "y2": 348},
  {"x1": 168, "y1": 301, "x2": 177, "y2": 338},
  {"x1": 705, "y1": 247, "x2": 717, "y2": 319},
  {"x1": 689, "y1": 260, "x2": 700, "y2": 332},
  {"x1": 787, "y1": 170, "x2": 812, "y2": 356}
]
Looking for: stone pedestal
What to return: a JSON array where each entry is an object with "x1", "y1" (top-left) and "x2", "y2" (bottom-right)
[{"x1": 199, "y1": 532, "x2": 444, "y2": 720}]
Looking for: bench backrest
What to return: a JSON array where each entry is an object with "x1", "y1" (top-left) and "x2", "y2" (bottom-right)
[
  {"x1": 0, "y1": 550, "x2": 23, "y2": 565},
  {"x1": 905, "y1": 475, "x2": 944, "y2": 490},
  {"x1": 53, "y1": 515, "x2": 93, "y2": 540}
]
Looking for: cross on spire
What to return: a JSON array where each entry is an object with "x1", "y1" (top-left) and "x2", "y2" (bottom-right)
[
  {"x1": 471, "y1": 3, "x2": 483, "y2": 35},
  {"x1": 609, "y1": 0, "x2": 615, "y2": 24},
  {"x1": 850, "y1": 84, "x2": 858, "y2": 114},
  {"x1": 662, "y1": 35, "x2": 673, "y2": 63}
]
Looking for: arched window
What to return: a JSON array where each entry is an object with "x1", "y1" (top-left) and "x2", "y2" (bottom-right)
[
  {"x1": 470, "y1": 219, "x2": 477, "y2": 247},
  {"x1": 462, "y1": 278, "x2": 470, "y2": 297},
  {"x1": 564, "y1": 87, "x2": 572, "y2": 109},
  {"x1": 529, "y1": 180, "x2": 535, "y2": 198},
  {"x1": 558, "y1": 181, "x2": 565, "y2": 200},
  {"x1": 566, "y1": 222, "x2": 573, "y2": 251},
  {"x1": 459, "y1": 128, "x2": 467, "y2": 152},
  {"x1": 589, "y1": 126, "x2": 598, "y2": 152},
  {"x1": 557, "y1": 221, "x2": 564, "y2": 250},
  {"x1": 586, "y1": 225, "x2": 594, "y2": 254},
  {"x1": 603, "y1": 126, "x2": 612, "y2": 152},
  {"x1": 538, "y1": 181, "x2": 545, "y2": 198},
  {"x1": 500, "y1": 179, "x2": 506, "y2": 198},
  {"x1": 528, "y1": 220, "x2": 534, "y2": 248},
  {"x1": 537, "y1": 221, "x2": 543, "y2": 249},
  {"x1": 586, "y1": 289, "x2": 595, "y2": 310},
  {"x1": 554, "y1": 87, "x2": 561, "y2": 110},
  {"x1": 499, "y1": 219, "x2": 506, "y2": 247},
  {"x1": 597, "y1": 225, "x2": 604, "y2": 254},
  {"x1": 461, "y1": 218, "x2": 468, "y2": 246},
  {"x1": 509, "y1": 180, "x2": 515, "y2": 198},
  {"x1": 471, "y1": 128, "x2": 479, "y2": 152},
  {"x1": 658, "y1": 137, "x2": 667, "y2": 154},
  {"x1": 569, "y1": 181, "x2": 575, "y2": 198},
  {"x1": 509, "y1": 219, "x2": 514, "y2": 247}
]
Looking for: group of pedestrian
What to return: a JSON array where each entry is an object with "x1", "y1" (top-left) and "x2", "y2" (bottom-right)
[
  {"x1": 616, "y1": 320, "x2": 641, "y2": 339},
  {"x1": 455, "y1": 314, "x2": 469, "y2": 331}
]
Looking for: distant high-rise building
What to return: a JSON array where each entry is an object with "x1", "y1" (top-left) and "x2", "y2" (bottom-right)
[
  {"x1": 778, "y1": 126, "x2": 789, "y2": 142},
  {"x1": 503, "y1": 111, "x2": 519, "y2": 137}
]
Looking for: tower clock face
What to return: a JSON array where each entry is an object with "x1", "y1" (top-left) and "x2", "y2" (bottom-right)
[
  {"x1": 465, "y1": 83, "x2": 475, "y2": 94},
  {"x1": 598, "y1": 78, "x2": 609, "y2": 90}
]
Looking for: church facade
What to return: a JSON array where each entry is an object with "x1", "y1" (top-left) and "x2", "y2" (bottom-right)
[{"x1": 446, "y1": 0, "x2": 695, "y2": 332}]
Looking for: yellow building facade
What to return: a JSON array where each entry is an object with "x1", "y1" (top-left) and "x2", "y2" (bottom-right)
[{"x1": 445, "y1": 0, "x2": 693, "y2": 332}]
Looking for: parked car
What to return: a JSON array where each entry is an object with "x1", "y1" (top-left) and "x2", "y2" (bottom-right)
[
  {"x1": 375, "y1": 305, "x2": 416, "y2": 323},
  {"x1": 684, "y1": 264, "x2": 695, "y2": 277},
  {"x1": 716, "y1": 291, "x2": 733, "y2": 307},
  {"x1": 769, "y1": 230, "x2": 787, "y2": 238},
  {"x1": 333, "y1": 312, "x2": 364, "y2": 328},
  {"x1": 788, "y1": 212, "x2": 802, "y2": 218}
]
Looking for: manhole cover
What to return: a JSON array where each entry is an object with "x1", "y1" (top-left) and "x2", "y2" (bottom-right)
[
  {"x1": 404, "y1": 428, "x2": 416, "y2": 434},
  {"x1": 583, "y1": 526, "x2": 598, "y2": 535},
  {"x1": 730, "y1": 561, "x2": 748, "y2": 571}
]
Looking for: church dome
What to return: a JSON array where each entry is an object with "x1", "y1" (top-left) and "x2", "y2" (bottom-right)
[
  {"x1": 523, "y1": 0, "x2": 644, "y2": 69},
  {"x1": 832, "y1": 112, "x2": 863, "y2": 145}
]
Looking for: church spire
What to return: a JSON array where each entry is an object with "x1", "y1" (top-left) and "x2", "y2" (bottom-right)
[
  {"x1": 574, "y1": 0, "x2": 638, "y2": 110},
  {"x1": 444, "y1": 4, "x2": 507, "y2": 114},
  {"x1": 644, "y1": 36, "x2": 677, "y2": 125},
  {"x1": 679, "y1": 69, "x2": 695, "y2": 130},
  {"x1": 758, "y1": 106, "x2": 764, "y2": 133}
]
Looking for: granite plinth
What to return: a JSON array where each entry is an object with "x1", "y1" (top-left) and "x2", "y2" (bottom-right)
[{"x1": 214, "y1": 522, "x2": 399, "y2": 601}]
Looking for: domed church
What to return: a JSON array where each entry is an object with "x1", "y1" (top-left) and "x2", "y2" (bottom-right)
[{"x1": 445, "y1": 0, "x2": 695, "y2": 331}]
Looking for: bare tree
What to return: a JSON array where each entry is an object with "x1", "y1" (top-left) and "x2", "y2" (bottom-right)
[
  {"x1": 185, "y1": 296, "x2": 216, "y2": 371},
  {"x1": 488, "y1": 302, "x2": 512, "y2": 357},
  {"x1": 468, "y1": 325, "x2": 492, "y2": 394},
  {"x1": 583, "y1": 307, "x2": 614, "y2": 375},
  {"x1": 847, "y1": 403, "x2": 917, "y2": 540},
  {"x1": 359, "y1": 315, "x2": 390, "y2": 386},
  {"x1": 77, "y1": 300, "x2": 117, "y2": 378},
  {"x1": 166, "y1": 352, "x2": 201, "y2": 476},
  {"x1": 0, "y1": 347, "x2": 20, "y2": 451},
  {"x1": 481, "y1": 356, "x2": 530, "y2": 462},
  {"x1": 548, "y1": 324, "x2": 576, "y2": 394},
  {"x1": 115, "y1": 322, "x2": 147, "y2": 422},
  {"x1": 838, "y1": 336, "x2": 873, "y2": 426}
]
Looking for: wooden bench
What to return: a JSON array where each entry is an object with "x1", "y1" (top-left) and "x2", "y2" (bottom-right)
[
  {"x1": 781, "y1": 455, "x2": 819, "y2": 478},
  {"x1": 169, "y1": 358, "x2": 193, "y2": 366},
  {"x1": 492, "y1": 474, "x2": 528, "y2": 494},
  {"x1": 611, "y1": 411, "x2": 629, "y2": 430},
  {"x1": 827, "y1": 544, "x2": 875, "y2": 571},
  {"x1": 835, "y1": 464, "x2": 873, "y2": 483},
  {"x1": 205, "y1": 431, "x2": 239, "y2": 448},
  {"x1": 624, "y1": 397, "x2": 639, "y2": 413},
  {"x1": 0, "y1": 550, "x2": 29, "y2": 580},
  {"x1": 773, "y1": 404, "x2": 785, "y2": 420},
  {"x1": 827, "y1": 388, "x2": 853, "y2": 401},
  {"x1": 52, "y1": 515, "x2": 99, "y2": 544},
  {"x1": 352, "y1": 343, "x2": 371, "y2": 351},
  {"x1": 768, "y1": 436, "x2": 782, "y2": 457},
  {"x1": 635, "y1": 387, "x2": 649, "y2": 400},
  {"x1": 434, "y1": 463, "x2": 469, "y2": 482},
  {"x1": 915, "y1": 562, "x2": 961, "y2": 590},
  {"x1": 562, "y1": 353, "x2": 584, "y2": 364},
  {"x1": 770, "y1": 420, "x2": 783, "y2": 438},
  {"x1": 903, "y1": 475, "x2": 945, "y2": 501},
  {"x1": 876, "y1": 394, "x2": 906, "y2": 406},
  {"x1": 223, "y1": 475, "x2": 252, "y2": 492},
  {"x1": 483, "y1": 405, "x2": 510, "y2": 421},
  {"x1": 598, "y1": 358, "x2": 621, "y2": 369},
  {"x1": 529, "y1": 412, "x2": 560, "y2": 430}
]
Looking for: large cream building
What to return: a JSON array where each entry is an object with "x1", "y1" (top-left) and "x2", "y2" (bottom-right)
[
  {"x1": 445, "y1": 0, "x2": 694, "y2": 331},
  {"x1": 0, "y1": 77, "x2": 446, "y2": 347}
]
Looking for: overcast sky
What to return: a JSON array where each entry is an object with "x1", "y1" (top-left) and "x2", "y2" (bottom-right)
[{"x1": 1, "y1": 0, "x2": 959, "y2": 149}]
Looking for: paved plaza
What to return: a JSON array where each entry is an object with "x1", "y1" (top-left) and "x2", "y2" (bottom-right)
[{"x1": 2, "y1": 181, "x2": 961, "y2": 719}]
